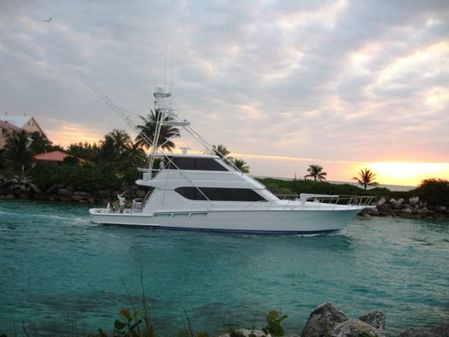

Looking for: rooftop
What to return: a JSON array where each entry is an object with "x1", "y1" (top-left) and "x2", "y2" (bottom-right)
[
  {"x1": 33, "y1": 150, "x2": 71, "y2": 162},
  {"x1": 0, "y1": 115, "x2": 32, "y2": 128}
]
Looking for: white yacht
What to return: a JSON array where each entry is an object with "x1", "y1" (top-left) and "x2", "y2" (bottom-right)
[{"x1": 89, "y1": 86, "x2": 371, "y2": 234}]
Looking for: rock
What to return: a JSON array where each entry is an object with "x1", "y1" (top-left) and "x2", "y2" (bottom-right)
[
  {"x1": 218, "y1": 330, "x2": 269, "y2": 337},
  {"x1": 0, "y1": 194, "x2": 15, "y2": 200},
  {"x1": 18, "y1": 192, "x2": 29, "y2": 199},
  {"x1": 57, "y1": 188, "x2": 72, "y2": 197},
  {"x1": 46, "y1": 184, "x2": 65, "y2": 195},
  {"x1": 18, "y1": 184, "x2": 28, "y2": 192},
  {"x1": 377, "y1": 197, "x2": 386, "y2": 208},
  {"x1": 435, "y1": 206, "x2": 447, "y2": 213},
  {"x1": 301, "y1": 303, "x2": 348, "y2": 337},
  {"x1": 390, "y1": 198, "x2": 404, "y2": 209},
  {"x1": 97, "y1": 190, "x2": 112, "y2": 198},
  {"x1": 359, "y1": 310, "x2": 385, "y2": 333},
  {"x1": 331, "y1": 320, "x2": 384, "y2": 337},
  {"x1": 72, "y1": 191, "x2": 92, "y2": 202},
  {"x1": 408, "y1": 197, "x2": 419, "y2": 206},
  {"x1": 400, "y1": 207, "x2": 413, "y2": 216},
  {"x1": 364, "y1": 207, "x2": 379, "y2": 216},
  {"x1": 28, "y1": 183, "x2": 41, "y2": 194},
  {"x1": 398, "y1": 325, "x2": 449, "y2": 337}
]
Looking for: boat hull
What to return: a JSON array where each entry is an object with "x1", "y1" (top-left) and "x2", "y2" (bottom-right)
[{"x1": 89, "y1": 208, "x2": 362, "y2": 234}]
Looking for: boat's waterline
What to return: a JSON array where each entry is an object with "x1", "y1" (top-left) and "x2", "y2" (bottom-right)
[{"x1": 89, "y1": 208, "x2": 362, "y2": 233}]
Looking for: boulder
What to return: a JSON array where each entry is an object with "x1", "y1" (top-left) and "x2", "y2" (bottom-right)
[
  {"x1": 28, "y1": 183, "x2": 41, "y2": 194},
  {"x1": 218, "y1": 329, "x2": 269, "y2": 337},
  {"x1": 408, "y1": 197, "x2": 419, "y2": 206},
  {"x1": 377, "y1": 197, "x2": 386, "y2": 208},
  {"x1": 398, "y1": 325, "x2": 449, "y2": 337},
  {"x1": 359, "y1": 310, "x2": 385, "y2": 333},
  {"x1": 46, "y1": 184, "x2": 65, "y2": 195},
  {"x1": 97, "y1": 190, "x2": 112, "y2": 198},
  {"x1": 390, "y1": 198, "x2": 404, "y2": 209},
  {"x1": 57, "y1": 188, "x2": 72, "y2": 197},
  {"x1": 435, "y1": 206, "x2": 447, "y2": 213},
  {"x1": 400, "y1": 208, "x2": 413, "y2": 216},
  {"x1": 72, "y1": 191, "x2": 92, "y2": 202},
  {"x1": 331, "y1": 320, "x2": 384, "y2": 337},
  {"x1": 301, "y1": 303, "x2": 348, "y2": 337}
]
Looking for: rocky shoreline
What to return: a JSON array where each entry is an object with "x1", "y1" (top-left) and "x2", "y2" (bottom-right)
[
  {"x1": 223, "y1": 303, "x2": 448, "y2": 337},
  {"x1": 1, "y1": 175, "x2": 448, "y2": 219},
  {"x1": 359, "y1": 196, "x2": 449, "y2": 219},
  {"x1": 0, "y1": 175, "x2": 146, "y2": 205}
]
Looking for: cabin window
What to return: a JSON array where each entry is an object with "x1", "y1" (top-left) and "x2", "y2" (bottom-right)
[
  {"x1": 175, "y1": 187, "x2": 267, "y2": 202},
  {"x1": 165, "y1": 157, "x2": 228, "y2": 171}
]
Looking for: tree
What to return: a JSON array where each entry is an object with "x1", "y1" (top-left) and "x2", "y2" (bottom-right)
[
  {"x1": 304, "y1": 164, "x2": 327, "y2": 181},
  {"x1": 418, "y1": 179, "x2": 449, "y2": 209},
  {"x1": 232, "y1": 158, "x2": 250, "y2": 173},
  {"x1": 213, "y1": 144, "x2": 250, "y2": 173},
  {"x1": 122, "y1": 142, "x2": 147, "y2": 167},
  {"x1": 135, "y1": 110, "x2": 180, "y2": 152},
  {"x1": 3, "y1": 130, "x2": 33, "y2": 179},
  {"x1": 100, "y1": 129, "x2": 132, "y2": 160},
  {"x1": 213, "y1": 144, "x2": 233, "y2": 160},
  {"x1": 353, "y1": 168, "x2": 378, "y2": 190},
  {"x1": 29, "y1": 131, "x2": 53, "y2": 154},
  {"x1": 67, "y1": 142, "x2": 100, "y2": 162}
]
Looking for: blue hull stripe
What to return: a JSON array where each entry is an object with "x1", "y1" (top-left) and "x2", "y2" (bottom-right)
[{"x1": 100, "y1": 223, "x2": 337, "y2": 235}]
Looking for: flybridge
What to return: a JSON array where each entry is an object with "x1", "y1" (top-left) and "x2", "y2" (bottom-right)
[{"x1": 87, "y1": 78, "x2": 368, "y2": 234}]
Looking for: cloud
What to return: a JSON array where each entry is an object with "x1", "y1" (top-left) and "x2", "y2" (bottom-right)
[{"x1": 0, "y1": 0, "x2": 448, "y2": 181}]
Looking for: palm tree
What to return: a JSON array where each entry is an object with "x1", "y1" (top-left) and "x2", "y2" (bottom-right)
[
  {"x1": 68, "y1": 142, "x2": 100, "y2": 162},
  {"x1": 304, "y1": 164, "x2": 327, "y2": 181},
  {"x1": 232, "y1": 158, "x2": 250, "y2": 173},
  {"x1": 29, "y1": 131, "x2": 52, "y2": 154},
  {"x1": 135, "y1": 110, "x2": 180, "y2": 152},
  {"x1": 212, "y1": 144, "x2": 233, "y2": 160},
  {"x1": 353, "y1": 168, "x2": 378, "y2": 190},
  {"x1": 123, "y1": 142, "x2": 147, "y2": 167},
  {"x1": 4, "y1": 130, "x2": 32, "y2": 180},
  {"x1": 100, "y1": 129, "x2": 132, "y2": 160}
]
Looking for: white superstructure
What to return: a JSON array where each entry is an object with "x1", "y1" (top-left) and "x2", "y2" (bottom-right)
[{"x1": 89, "y1": 86, "x2": 371, "y2": 234}]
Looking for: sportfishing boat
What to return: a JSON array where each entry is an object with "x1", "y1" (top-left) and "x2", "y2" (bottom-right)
[{"x1": 89, "y1": 86, "x2": 371, "y2": 234}]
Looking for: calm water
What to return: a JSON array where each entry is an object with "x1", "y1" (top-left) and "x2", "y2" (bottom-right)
[{"x1": 0, "y1": 201, "x2": 448, "y2": 336}]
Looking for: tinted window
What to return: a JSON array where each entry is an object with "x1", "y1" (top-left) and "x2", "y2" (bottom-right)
[
  {"x1": 165, "y1": 157, "x2": 227, "y2": 171},
  {"x1": 175, "y1": 187, "x2": 267, "y2": 202}
]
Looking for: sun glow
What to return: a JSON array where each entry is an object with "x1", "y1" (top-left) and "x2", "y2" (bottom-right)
[
  {"x1": 362, "y1": 162, "x2": 449, "y2": 186},
  {"x1": 46, "y1": 123, "x2": 104, "y2": 147}
]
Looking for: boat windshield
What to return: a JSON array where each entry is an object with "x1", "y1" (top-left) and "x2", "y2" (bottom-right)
[{"x1": 163, "y1": 157, "x2": 228, "y2": 171}]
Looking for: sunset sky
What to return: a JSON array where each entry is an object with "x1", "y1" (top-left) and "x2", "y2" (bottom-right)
[{"x1": 1, "y1": 0, "x2": 448, "y2": 186}]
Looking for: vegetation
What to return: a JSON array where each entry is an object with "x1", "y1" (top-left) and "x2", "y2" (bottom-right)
[
  {"x1": 262, "y1": 310, "x2": 288, "y2": 337},
  {"x1": 1, "y1": 130, "x2": 58, "y2": 181},
  {"x1": 353, "y1": 168, "x2": 378, "y2": 190},
  {"x1": 2, "y1": 125, "x2": 448, "y2": 212},
  {"x1": 213, "y1": 144, "x2": 250, "y2": 173},
  {"x1": 135, "y1": 110, "x2": 180, "y2": 152},
  {"x1": 233, "y1": 158, "x2": 250, "y2": 173},
  {"x1": 417, "y1": 178, "x2": 449, "y2": 208},
  {"x1": 304, "y1": 164, "x2": 327, "y2": 181}
]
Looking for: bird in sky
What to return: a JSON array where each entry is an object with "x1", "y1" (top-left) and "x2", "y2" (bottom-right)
[{"x1": 43, "y1": 17, "x2": 53, "y2": 23}]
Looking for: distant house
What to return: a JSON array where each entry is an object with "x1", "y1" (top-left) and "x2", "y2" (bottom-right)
[
  {"x1": 0, "y1": 120, "x2": 21, "y2": 149},
  {"x1": 0, "y1": 114, "x2": 48, "y2": 149},
  {"x1": 33, "y1": 150, "x2": 86, "y2": 164}
]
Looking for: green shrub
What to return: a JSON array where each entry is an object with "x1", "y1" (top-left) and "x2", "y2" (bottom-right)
[
  {"x1": 417, "y1": 179, "x2": 449, "y2": 209},
  {"x1": 262, "y1": 310, "x2": 288, "y2": 337}
]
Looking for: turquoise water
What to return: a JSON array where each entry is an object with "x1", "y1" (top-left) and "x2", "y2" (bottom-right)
[{"x1": 0, "y1": 201, "x2": 448, "y2": 336}]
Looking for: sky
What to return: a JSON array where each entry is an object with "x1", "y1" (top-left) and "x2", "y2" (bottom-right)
[{"x1": 0, "y1": 0, "x2": 448, "y2": 186}]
